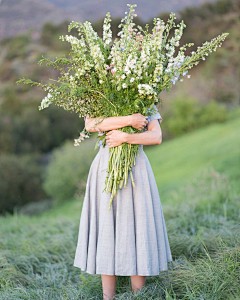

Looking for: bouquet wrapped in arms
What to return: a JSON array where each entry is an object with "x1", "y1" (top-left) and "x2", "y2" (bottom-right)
[{"x1": 17, "y1": 4, "x2": 229, "y2": 210}]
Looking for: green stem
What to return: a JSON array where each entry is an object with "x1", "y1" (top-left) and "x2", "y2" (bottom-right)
[{"x1": 89, "y1": 89, "x2": 117, "y2": 112}]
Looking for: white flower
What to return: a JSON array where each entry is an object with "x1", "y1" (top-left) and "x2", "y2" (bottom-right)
[
  {"x1": 130, "y1": 77, "x2": 135, "y2": 83},
  {"x1": 138, "y1": 84, "x2": 155, "y2": 95},
  {"x1": 39, "y1": 96, "x2": 52, "y2": 110},
  {"x1": 187, "y1": 75, "x2": 191, "y2": 78},
  {"x1": 122, "y1": 83, "x2": 127, "y2": 89},
  {"x1": 121, "y1": 74, "x2": 126, "y2": 79}
]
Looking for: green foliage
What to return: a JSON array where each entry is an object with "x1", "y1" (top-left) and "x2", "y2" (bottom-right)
[
  {"x1": 18, "y1": 199, "x2": 53, "y2": 216},
  {"x1": 0, "y1": 86, "x2": 84, "y2": 154},
  {"x1": 0, "y1": 60, "x2": 16, "y2": 81},
  {"x1": 0, "y1": 154, "x2": 46, "y2": 213},
  {"x1": 163, "y1": 96, "x2": 228, "y2": 138},
  {"x1": 12, "y1": 105, "x2": 83, "y2": 154},
  {"x1": 40, "y1": 21, "x2": 74, "y2": 51},
  {"x1": 43, "y1": 137, "x2": 97, "y2": 204},
  {"x1": 181, "y1": 0, "x2": 239, "y2": 20},
  {"x1": 5, "y1": 34, "x2": 30, "y2": 60}
]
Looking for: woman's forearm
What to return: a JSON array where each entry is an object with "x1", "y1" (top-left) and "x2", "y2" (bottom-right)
[
  {"x1": 85, "y1": 115, "x2": 131, "y2": 132},
  {"x1": 86, "y1": 113, "x2": 148, "y2": 132},
  {"x1": 125, "y1": 129, "x2": 162, "y2": 145},
  {"x1": 105, "y1": 120, "x2": 162, "y2": 147}
]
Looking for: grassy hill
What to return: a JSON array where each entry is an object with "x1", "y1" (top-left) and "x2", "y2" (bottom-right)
[
  {"x1": 146, "y1": 108, "x2": 240, "y2": 200},
  {"x1": 0, "y1": 113, "x2": 239, "y2": 299}
]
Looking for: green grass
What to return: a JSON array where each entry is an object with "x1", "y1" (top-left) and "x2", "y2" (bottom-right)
[
  {"x1": 0, "y1": 116, "x2": 239, "y2": 299},
  {"x1": 145, "y1": 116, "x2": 240, "y2": 200}
]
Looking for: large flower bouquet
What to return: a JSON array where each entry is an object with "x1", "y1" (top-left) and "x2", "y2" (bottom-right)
[{"x1": 17, "y1": 4, "x2": 228, "y2": 210}]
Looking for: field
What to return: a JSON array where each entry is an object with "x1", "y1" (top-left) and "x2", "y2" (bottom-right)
[{"x1": 0, "y1": 114, "x2": 239, "y2": 299}]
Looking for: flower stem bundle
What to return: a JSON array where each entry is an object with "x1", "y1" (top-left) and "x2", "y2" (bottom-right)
[{"x1": 105, "y1": 143, "x2": 139, "y2": 211}]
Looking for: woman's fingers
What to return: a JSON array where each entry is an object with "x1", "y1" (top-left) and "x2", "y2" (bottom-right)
[
  {"x1": 106, "y1": 141, "x2": 112, "y2": 147},
  {"x1": 106, "y1": 140, "x2": 113, "y2": 147},
  {"x1": 106, "y1": 130, "x2": 114, "y2": 136}
]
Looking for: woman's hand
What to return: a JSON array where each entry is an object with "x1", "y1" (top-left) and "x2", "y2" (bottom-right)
[
  {"x1": 129, "y1": 113, "x2": 148, "y2": 131},
  {"x1": 105, "y1": 130, "x2": 128, "y2": 148}
]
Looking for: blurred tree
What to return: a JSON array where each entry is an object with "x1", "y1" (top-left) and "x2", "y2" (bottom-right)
[
  {"x1": 0, "y1": 153, "x2": 46, "y2": 213},
  {"x1": 5, "y1": 34, "x2": 30, "y2": 60},
  {"x1": 163, "y1": 96, "x2": 229, "y2": 138},
  {"x1": 0, "y1": 86, "x2": 84, "y2": 154},
  {"x1": 40, "y1": 21, "x2": 77, "y2": 51},
  {"x1": 43, "y1": 138, "x2": 96, "y2": 204}
]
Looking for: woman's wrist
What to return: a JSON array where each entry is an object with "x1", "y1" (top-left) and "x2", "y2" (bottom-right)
[
  {"x1": 126, "y1": 115, "x2": 132, "y2": 127},
  {"x1": 124, "y1": 132, "x2": 130, "y2": 143}
]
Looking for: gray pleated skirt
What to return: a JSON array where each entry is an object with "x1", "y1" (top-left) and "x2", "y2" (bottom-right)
[{"x1": 73, "y1": 143, "x2": 173, "y2": 276}]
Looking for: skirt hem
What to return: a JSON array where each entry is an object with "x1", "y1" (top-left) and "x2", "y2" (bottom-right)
[{"x1": 73, "y1": 259, "x2": 173, "y2": 276}]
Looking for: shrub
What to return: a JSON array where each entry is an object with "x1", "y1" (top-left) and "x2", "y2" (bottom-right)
[
  {"x1": 43, "y1": 137, "x2": 97, "y2": 204},
  {"x1": 164, "y1": 96, "x2": 228, "y2": 138},
  {"x1": 0, "y1": 86, "x2": 84, "y2": 154},
  {"x1": 5, "y1": 34, "x2": 30, "y2": 60},
  {"x1": 0, "y1": 154, "x2": 46, "y2": 213},
  {"x1": 40, "y1": 21, "x2": 72, "y2": 51}
]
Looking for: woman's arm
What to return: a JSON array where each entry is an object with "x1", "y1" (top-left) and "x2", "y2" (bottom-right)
[
  {"x1": 105, "y1": 119, "x2": 162, "y2": 147},
  {"x1": 85, "y1": 113, "x2": 148, "y2": 132}
]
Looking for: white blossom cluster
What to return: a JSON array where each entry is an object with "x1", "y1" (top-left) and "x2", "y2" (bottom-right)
[
  {"x1": 124, "y1": 54, "x2": 137, "y2": 75},
  {"x1": 138, "y1": 84, "x2": 156, "y2": 95},
  {"x1": 153, "y1": 63, "x2": 163, "y2": 82},
  {"x1": 62, "y1": 20, "x2": 108, "y2": 82},
  {"x1": 169, "y1": 20, "x2": 185, "y2": 48},
  {"x1": 39, "y1": 93, "x2": 52, "y2": 110},
  {"x1": 61, "y1": 35, "x2": 79, "y2": 46},
  {"x1": 82, "y1": 21, "x2": 98, "y2": 41},
  {"x1": 103, "y1": 12, "x2": 112, "y2": 47},
  {"x1": 91, "y1": 44, "x2": 107, "y2": 78},
  {"x1": 150, "y1": 19, "x2": 165, "y2": 60}
]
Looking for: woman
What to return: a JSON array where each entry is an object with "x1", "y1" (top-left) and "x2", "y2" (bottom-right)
[{"x1": 73, "y1": 105, "x2": 173, "y2": 299}]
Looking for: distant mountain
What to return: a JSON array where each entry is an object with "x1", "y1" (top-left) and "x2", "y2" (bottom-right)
[
  {"x1": 47, "y1": 0, "x2": 219, "y2": 21},
  {"x1": 0, "y1": 0, "x2": 67, "y2": 40},
  {"x1": 0, "y1": 0, "x2": 218, "y2": 40}
]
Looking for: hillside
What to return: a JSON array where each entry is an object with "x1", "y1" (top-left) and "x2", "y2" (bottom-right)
[
  {"x1": 0, "y1": 0, "x2": 218, "y2": 40},
  {"x1": 145, "y1": 109, "x2": 240, "y2": 200}
]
